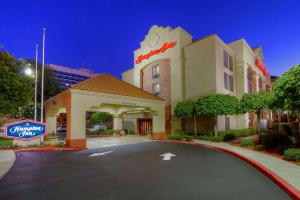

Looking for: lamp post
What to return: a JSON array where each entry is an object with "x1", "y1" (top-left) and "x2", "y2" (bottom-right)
[
  {"x1": 41, "y1": 28, "x2": 46, "y2": 123},
  {"x1": 24, "y1": 46, "x2": 38, "y2": 121},
  {"x1": 34, "y1": 44, "x2": 38, "y2": 121}
]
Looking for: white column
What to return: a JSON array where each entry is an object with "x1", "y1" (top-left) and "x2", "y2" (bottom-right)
[
  {"x1": 46, "y1": 115, "x2": 57, "y2": 134},
  {"x1": 113, "y1": 115, "x2": 123, "y2": 130}
]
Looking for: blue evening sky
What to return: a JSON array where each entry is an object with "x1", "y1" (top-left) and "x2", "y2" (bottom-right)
[{"x1": 1, "y1": 0, "x2": 299, "y2": 78}]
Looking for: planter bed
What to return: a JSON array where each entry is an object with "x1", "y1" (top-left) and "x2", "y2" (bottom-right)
[
  {"x1": 86, "y1": 134, "x2": 113, "y2": 137},
  {"x1": 232, "y1": 143, "x2": 300, "y2": 167}
]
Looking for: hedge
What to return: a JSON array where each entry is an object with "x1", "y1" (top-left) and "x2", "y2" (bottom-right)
[
  {"x1": 168, "y1": 134, "x2": 193, "y2": 141},
  {"x1": 196, "y1": 135, "x2": 223, "y2": 142},
  {"x1": 241, "y1": 139, "x2": 254, "y2": 147},
  {"x1": 90, "y1": 129, "x2": 115, "y2": 134},
  {"x1": 260, "y1": 134, "x2": 292, "y2": 150},
  {"x1": 284, "y1": 148, "x2": 300, "y2": 161},
  {"x1": 218, "y1": 127, "x2": 257, "y2": 142}
]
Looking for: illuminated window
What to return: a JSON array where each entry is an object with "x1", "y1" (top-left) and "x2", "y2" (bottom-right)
[
  {"x1": 152, "y1": 64, "x2": 159, "y2": 79},
  {"x1": 152, "y1": 82, "x2": 160, "y2": 96}
]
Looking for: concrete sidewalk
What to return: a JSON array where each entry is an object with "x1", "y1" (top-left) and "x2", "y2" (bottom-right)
[
  {"x1": 0, "y1": 150, "x2": 15, "y2": 179},
  {"x1": 195, "y1": 140, "x2": 300, "y2": 191}
]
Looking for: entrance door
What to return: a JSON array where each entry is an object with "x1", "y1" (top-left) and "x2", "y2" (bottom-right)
[{"x1": 138, "y1": 119, "x2": 152, "y2": 136}]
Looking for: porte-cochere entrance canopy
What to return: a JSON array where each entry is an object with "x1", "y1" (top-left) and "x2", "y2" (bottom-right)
[{"x1": 45, "y1": 73, "x2": 165, "y2": 148}]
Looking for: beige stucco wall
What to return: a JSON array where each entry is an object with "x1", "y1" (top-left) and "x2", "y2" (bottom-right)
[
  {"x1": 122, "y1": 68, "x2": 134, "y2": 85},
  {"x1": 183, "y1": 35, "x2": 217, "y2": 99}
]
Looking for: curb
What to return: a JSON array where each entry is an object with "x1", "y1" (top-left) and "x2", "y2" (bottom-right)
[
  {"x1": 15, "y1": 147, "x2": 87, "y2": 152},
  {"x1": 161, "y1": 140, "x2": 300, "y2": 200}
]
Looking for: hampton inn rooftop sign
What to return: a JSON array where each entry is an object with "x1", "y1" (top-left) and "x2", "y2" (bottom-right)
[{"x1": 135, "y1": 41, "x2": 176, "y2": 64}]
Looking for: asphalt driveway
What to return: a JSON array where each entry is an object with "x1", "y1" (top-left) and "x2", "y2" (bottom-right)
[{"x1": 0, "y1": 142, "x2": 291, "y2": 200}]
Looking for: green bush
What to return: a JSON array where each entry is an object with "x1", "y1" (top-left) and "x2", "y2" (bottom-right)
[
  {"x1": 128, "y1": 129, "x2": 136, "y2": 135},
  {"x1": 196, "y1": 135, "x2": 223, "y2": 142},
  {"x1": 272, "y1": 123, "x2": 295, "y2": 136},
  {"x1": 168, "y1": 134, "x2": 193, "y2": 141},
  {"x1": 284, "y1": 148, "x2": 300, "y2": 161},
  {"x1": 0, "y1": 137, "x2": 13, "y2": 147},
  {"x1": 55, "y1": 141, "x2": 65, "y2": 147},
  {"x1": 218, "y1": 128, "x2": 257, "y2": 141},
  {"x1": 277, "y1": 145, "x2": 289, "y2": 154},
  {"x1": 223, "y1": 133, "x2": 236, "y2": 141},
  {"x1": 261, "y1": 134, "x2": 292, "y2": 150},
  {"x1": 255, "y1": 144, "x2": 264, "y2": 151},
  {"x1": 174, "y1": 130, "x2": 194, "y2": 136},
  {"x1": 241, "y1": 139, "x2": 254, "y2": 147},
  {"x1": 91, "y1": 129, "x2": 114, "y2": 134}
]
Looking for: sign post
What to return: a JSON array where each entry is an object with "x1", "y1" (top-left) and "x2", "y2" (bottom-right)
[{"x1": 4, "y1": 120, "x2": 47, "y2": 147}]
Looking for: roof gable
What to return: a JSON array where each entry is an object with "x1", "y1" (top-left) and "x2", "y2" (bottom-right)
[{"x1": 71, "y1": 73, "x2": 163, "y2": 101}]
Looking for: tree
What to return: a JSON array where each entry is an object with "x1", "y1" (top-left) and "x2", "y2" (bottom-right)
[
  {"x1": 174, "y1": 100, "x2": 197, "y2": 136},
  {"x1": 25, "y1": 59, "x2": 61, "y2": 100},
  {"x1": 240, "y1": 92, "x2": 273, "y2": 137},
  {"x1": 19, "y1": 103, "x2": 41, "y2": 119},
  {"x1": 0, "y1": 51, "x2": 34, "y2": 116},
  {"x1": 196, "y1": 94, "x2": 239, "y2": 136},
  {"x1": 91, "y1": 112, "x2": 113, "y2": 125},
  {"x1": 272, "y1": 64, "x2": 300, "y2": 144}
]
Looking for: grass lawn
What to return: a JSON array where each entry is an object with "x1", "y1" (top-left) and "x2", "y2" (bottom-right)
[{"x1": 0, "y1": 137, "x2": 13, "y2": 147}]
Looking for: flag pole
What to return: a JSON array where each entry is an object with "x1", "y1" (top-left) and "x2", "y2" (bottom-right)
[
  {"x1": 41, "y1": 28, "x2": 46, "y2": 123},
  {"x1": 34, "y1": 44, "x2": 38, "y2": 121}
]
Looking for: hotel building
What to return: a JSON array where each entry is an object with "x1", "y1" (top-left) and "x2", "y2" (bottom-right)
[
  {"x1": 47, "y1": 64, "x2": 98, "y2": 90},
  {"x1": 122, "y1": 25, "x2": 271, "y2": 134}
]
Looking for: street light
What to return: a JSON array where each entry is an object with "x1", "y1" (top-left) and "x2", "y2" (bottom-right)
[
  {"x1": 24, "y1": 68, "x2": 33, "y2": 76},
  {"x1": 24, "y1": 44, "x2": 38, "y2": 121}
]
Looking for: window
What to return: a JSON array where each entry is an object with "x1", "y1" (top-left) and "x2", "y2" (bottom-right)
[
  {"x1": 224, "y1": 51, "x2": 233, "y2": 71},
  {"x1": 152, "y1": 82, "x2": 160, "y2": 96},
  {"x1": 225, "y1": 117, "x2": 230, "y2": 130},
  {"x1": 152, "y1": 64, "x2": 159, "y2": 79},
  {"x1": 224, "y1": 72, "x2": 234, "y2": 91},
  {"x1": 229, "y1": 55, "x2": 233, "y2": 71},
  {"x1": 223, "y1": 51, "x2": 229, "y2": 68},
  {"x1": 258, "y1": 77, "x2": 262, "y2": 92},
  {"x1": 229, "y1": 75, "x2": 234, "y2": 91},
  {"x1": 247, "y1": 67, "x2": 253, "y2": 93},
  {"x1": 224, "y1": 72, "x2": 229, "y2": 90}
]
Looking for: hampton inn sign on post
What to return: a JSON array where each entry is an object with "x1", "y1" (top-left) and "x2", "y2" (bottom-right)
[{"x1": 4, "y1": 120, "x2": 47, "y2": 140}]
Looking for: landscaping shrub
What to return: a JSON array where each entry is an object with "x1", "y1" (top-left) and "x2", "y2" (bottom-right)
[
  {"x1": 223, "y1": 133, "x2": 236, "y2": 141},
  {"x1": 277, "y1": 145, "x2": 289, "y2": 154},
  {"x1": 241, "y1": 139, "x2": 254, "y2": 147},
  {"x1": 284, "y1": 148, "x2": 300, "y2": 161},
  {"x1": 218, "y1": 128, "x2": 257, "y2": 141},
  {"x1": 91, "y1": 129, "x2": 114, "y2": 134},
  {"x1": 272, "y1": 123, "x2": 295, "y2": 136},
  {"x1": 128, "y1": 129, "x2": 136, "y2": 135},
  {"x1": 0, "y1": 137, "x2": 13, "y2": 148},
  {"x1": 196, "y1": 136, "x2": 223, "y2": 142},
  {"x1": 174, "y1": 130, "x2": 194, "y2": 136},
  {"x1": 55, "y1": 141, "x2": 65, "y2": 147},
  {"x1": 255, "y1": 144, "x2": 264, "y2": 151},
  {"x1": 168, "y1": 134, "x2": 193, "y2": 141},
  {"x1": 261, "y1": 134, "x2": 292, "y2": 150}
]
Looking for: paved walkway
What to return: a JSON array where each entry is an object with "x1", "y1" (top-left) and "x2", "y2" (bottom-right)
[
  {"x1": 195, "y1": 140, "x2": 300, "y2": 191},
  {"x1": 0, "y1": 150, "x2": 15, "y2": 179},
  {"x1": 87, "y1": 135, "x2": 153, "y2": 149}
]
